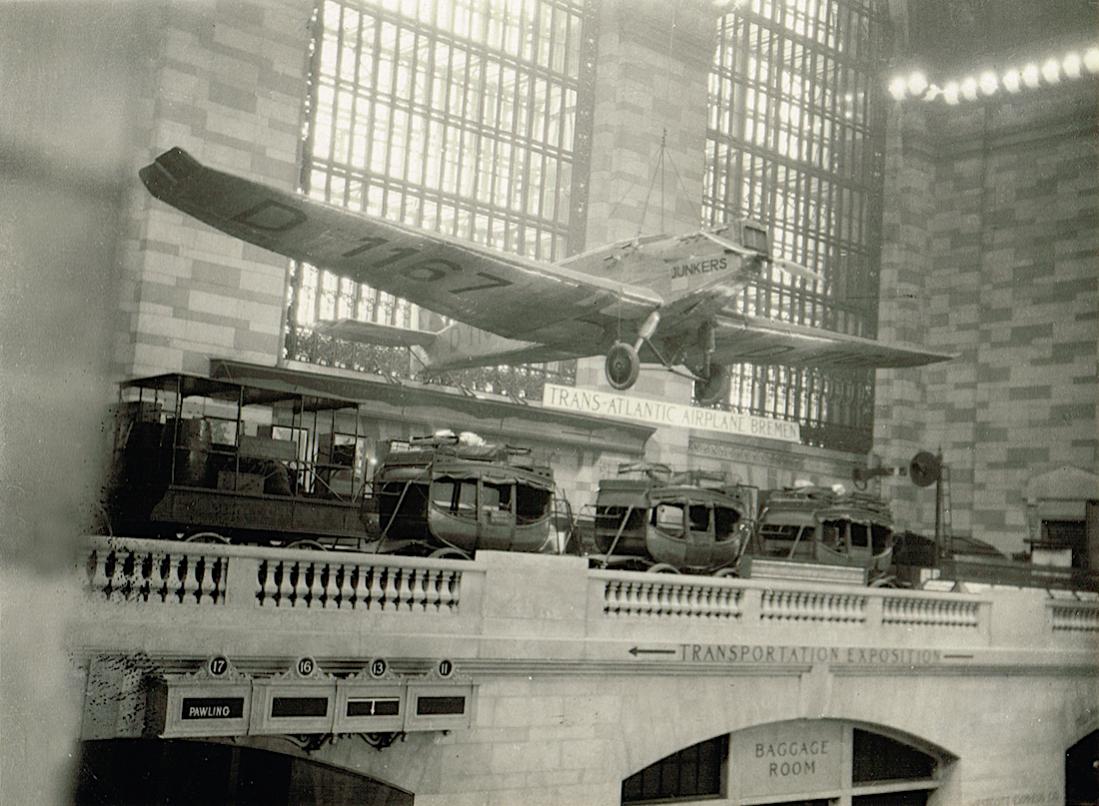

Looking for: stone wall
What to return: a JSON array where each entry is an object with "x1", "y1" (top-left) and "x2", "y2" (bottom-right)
[
  {"x1": 876, "y1": 81, "x2": 1099, "y2": 555},
  {"x1": 114, "y1": 0, "x2": 313, "y2": 379}
]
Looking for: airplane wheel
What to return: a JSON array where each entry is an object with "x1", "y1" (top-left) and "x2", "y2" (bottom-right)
[
  {"x1": 693, "y1": 364, "x2": 730, "y2": 404},
  {"x1": 605, "y1": 342, "x2": 640, "y2": 390}
]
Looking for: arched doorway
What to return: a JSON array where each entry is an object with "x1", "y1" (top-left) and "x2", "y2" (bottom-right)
[
  {"x1": 74, "y1": 739, "x2": 412, "y2": 805},
  {"x1": 621, "y1": 720, "x2": 952, "y2": 805},
  {"x1": 1066, "y1": 729, "x2": 1099, "y2": 806}
]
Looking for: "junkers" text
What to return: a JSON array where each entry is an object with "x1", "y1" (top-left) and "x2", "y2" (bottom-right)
[{"x1": 670, "y1": 257, "x2": 727, "y2": 278}]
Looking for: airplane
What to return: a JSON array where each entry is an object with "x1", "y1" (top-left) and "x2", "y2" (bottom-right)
[{"x1": 139, "y1": 147, "x2": 953, "y2": 403}]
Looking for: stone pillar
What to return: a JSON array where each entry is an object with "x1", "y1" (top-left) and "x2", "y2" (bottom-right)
[
  {"x1": 874, "y1": 102, "x2": 936, "y2": 532},
  {"x1": 577, "y1": 0, "x2": 717, "y2": 468},
  {"x1": 114, "y1": 0, "x2": 314, "y2": 379}
]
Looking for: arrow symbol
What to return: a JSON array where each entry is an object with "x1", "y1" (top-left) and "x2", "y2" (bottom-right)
[{"x1": 629, "y1": 646, "x2": 677, "y2": 657}]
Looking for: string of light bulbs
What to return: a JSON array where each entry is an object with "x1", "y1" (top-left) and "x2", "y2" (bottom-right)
[{"x1": 888, "y1": 45, "x2": 1099, "y2": 104}]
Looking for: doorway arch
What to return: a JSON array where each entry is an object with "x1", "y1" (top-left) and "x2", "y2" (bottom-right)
[
  {"x1": 620, "y1": 719, "x2": 954, "y2": 805},
  {"x1": 74, "y1": 738, "x2": 413, "y2": 805}
]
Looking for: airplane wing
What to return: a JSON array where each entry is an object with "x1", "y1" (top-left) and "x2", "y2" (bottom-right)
[
  {"x1": 708, "y1": 313, "x2": 956, "y2": 370},
  {"x1": 140, "y1": 148, "x2": 661, "y2": 349}
]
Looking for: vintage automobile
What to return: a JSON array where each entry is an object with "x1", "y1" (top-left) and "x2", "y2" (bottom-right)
[
  {"x1": 747, "y1": 485, "x2": 895, "y2": 584},
  {"x1": 366, "y1": 432, "x2": 563, "y2": 557},
  {"x1": 105, "y1": 373, "x2": 367, "y2": 548},
  {"x1": 588, "y1": 463, "x2": 753, "y2": 574}
]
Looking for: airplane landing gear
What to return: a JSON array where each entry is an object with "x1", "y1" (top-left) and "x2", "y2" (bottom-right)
[
  {"x1": 693, "y1": 364, "x2": 730, "y2": 405},
  {"x1": 605, "y1": 342, "x2": 641, "y2": 390},
  {"x1": 605, "y1": 310, "x2": 661, "y2": 391}
]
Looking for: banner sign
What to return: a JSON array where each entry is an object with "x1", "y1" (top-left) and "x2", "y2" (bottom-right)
[{"x1": 542, "y1": 383, "x2": 801, "y2": 444}]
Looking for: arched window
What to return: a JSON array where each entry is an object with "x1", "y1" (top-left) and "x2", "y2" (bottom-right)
[{"x1": 621, "y1": 721, "x2": 949, "y2": 805}]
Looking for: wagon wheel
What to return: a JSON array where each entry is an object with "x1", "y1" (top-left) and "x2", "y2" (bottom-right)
[
  {"x1": 285, "y1": 539, "x2": 329, "y2": 551},
  {"x1": 713, "y1": 567, "x2": 739, "y2": 578},
  {"x1": 648, "y1": 563, "x2": 681, "y2": 574},
  {"x1": 183, "y1": 531, "x2": 231, "y2": 544}
]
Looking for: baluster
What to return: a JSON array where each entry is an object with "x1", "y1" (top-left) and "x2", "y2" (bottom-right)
[
  {"x1": 338, "y1": 564, "x2": 355, "y2": 609},
  {"x1": 134, "y1": 553, "x2": 151, "y2": 602},
  {"x1": 322, "y1": 563, "x2": 339, "y2": 609},
  {"x1": 436, "y1": 570, "x2": 454, "y2": 612},
  {"x1": 368, "y1": 567, "x2": 385, "y2": 610},
  {"x1": 277, "y1": 561, "x2": 294, "y2": 607},
  {"x1": 410, "y1": 569, "x2": 428, "y2": 613},
  {"x1": 256, "y1": 560, "x2": 268, "y2": 607},
  {"x1": 306, "y1": 562, "x2": 324, "y2": 608},
  {"x1": 447, "y1": 570, "x2": 461, "y2": 611},
  {"x1": 353, "y1": 565, "x2": 370, "y2": 610},
  {"x1": 384, "y1": 568, "x2": 402, "y2": 611},
  {"x1": 178, "y1": 556, "x2": 198, "y2": 604},
  {"x1": 149, "y1": 554, "x2": 167, "y2": 603},
  {"x1": 603, "y1": 581, "x2": 620, "y2": 615},
  {"x1": 425, "y1": 569, "x2": 442, "y2": 612},
  {"x1": 397, "y1": 568, "x2": 414, "y2": 612},
  {"x1": 656, "y1": 584, "x2": 671, "y2": 616},
  {"x1": 293, "y1": 562, "x2": 309, "y2": 607},
  {"x1": 194, "y1": 557, "x2": 212, "y2": 604},
  {"x1": 209, "y1": 557, "x2": 226, "y2": 604},
  {"x1": 108, "y1": 550, "x2": 129, "y2": 603},
  {"x1": 682, "y1": 585, "x2": 698, "y2": 617}
]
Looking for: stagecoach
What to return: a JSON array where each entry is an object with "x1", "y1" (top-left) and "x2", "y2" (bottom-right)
[
  {"x1": 589, "y1": 463, "x2": 753, "y2": 574},
  {"x1": 748, "y1": 485, "x2": 895, "y2": 584},
  {"x1": 367, "y1": 432, "x2": 562, "y2": 557}
]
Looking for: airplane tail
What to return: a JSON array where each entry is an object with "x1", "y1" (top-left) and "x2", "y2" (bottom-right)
[{"x1": 314, "y1": 319, "x2": 584, "y2": 373}]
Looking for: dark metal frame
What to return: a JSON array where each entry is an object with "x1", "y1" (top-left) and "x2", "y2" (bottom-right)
[
  {"x1": 287, "y1": 0, "x2": 596, "y2": 397},
  {"x1": 704, "y1": 0, "x2": 889, "y2": 452}
]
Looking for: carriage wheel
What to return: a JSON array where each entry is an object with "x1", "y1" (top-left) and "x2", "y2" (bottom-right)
[
  {"x1": 183, "y1": 531, "x2": 231, "y2": 544},
  {"x1": 430, "y1": 546, "x2": 472, "y2": 560},
  {"x1": 286, "y1": 539, "x2": 329, "y2": 551},
  {"x1": 713, "y1": 567, "x2": 739, "y2": 578},
  {"x1": 648, "y1": 563, "x2": 681, "y2": 574}
]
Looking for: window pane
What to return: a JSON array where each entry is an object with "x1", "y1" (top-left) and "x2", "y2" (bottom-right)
[{"x1": 289, "y1": 0, "x2": 592, "y2": 399}]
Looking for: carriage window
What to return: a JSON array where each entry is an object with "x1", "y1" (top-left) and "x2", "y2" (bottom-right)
[
  {"x1": 759, "y1": 524, "x2": 799, "y2": 541},
  {"x1": 597, "y1": 506, "x2": 646, "y2": 531},
  {"x1": 821, "y1": 520, "x2": 846, "y2": 548},
  {"x1": 850, "y1": 522, "x2": 869, "y2": 549},
  {"x1": 688, "y1": 505, "x2": 710, "y2": 532},
  {"x1": 432, "y1": 476, "x2": 477, "y2": 518},
  {"x1": 871, "y1": 523, "x2": 892, "y2": 553},
  {"x1": 654, "y1": 504, "x2": 686, "y2": 537},
  {"x1": 481, "y1": 481, "x2": 512, "y2": 512},
  {"x1": 516, "y1": 484, "x2": 551, "y2": 524},
  {"x1": 714, "y1": 507, "x2": 742, "y2": 542}
]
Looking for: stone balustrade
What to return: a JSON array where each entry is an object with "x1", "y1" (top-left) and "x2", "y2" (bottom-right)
[
  {"x1": 1048, "y1": 600, "x2": 1099, "y2": 632},
  {"x1": 83, "y1": 536, "x2": 466, "y2": 614},
  {"x1": 76, "y1": 538, "x2": 1099, "y2": 661}
]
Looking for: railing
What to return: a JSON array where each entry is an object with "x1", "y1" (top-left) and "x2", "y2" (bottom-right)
[
  {"x1": 83, "y1": 536, "x2": 466, "y2": 614},
  {"x1": 1048, "y1": 600, "x2": 1099, "y2": 632},
  {"x1": 600, "y1": 575, "x2": 744, "y2": 619},
  {"x1": 590, "y1": 569, "x2": 988, "y2": 634},
  {"x1": 80, "y1": 538, "x2": 1099, "y2": 654}
]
